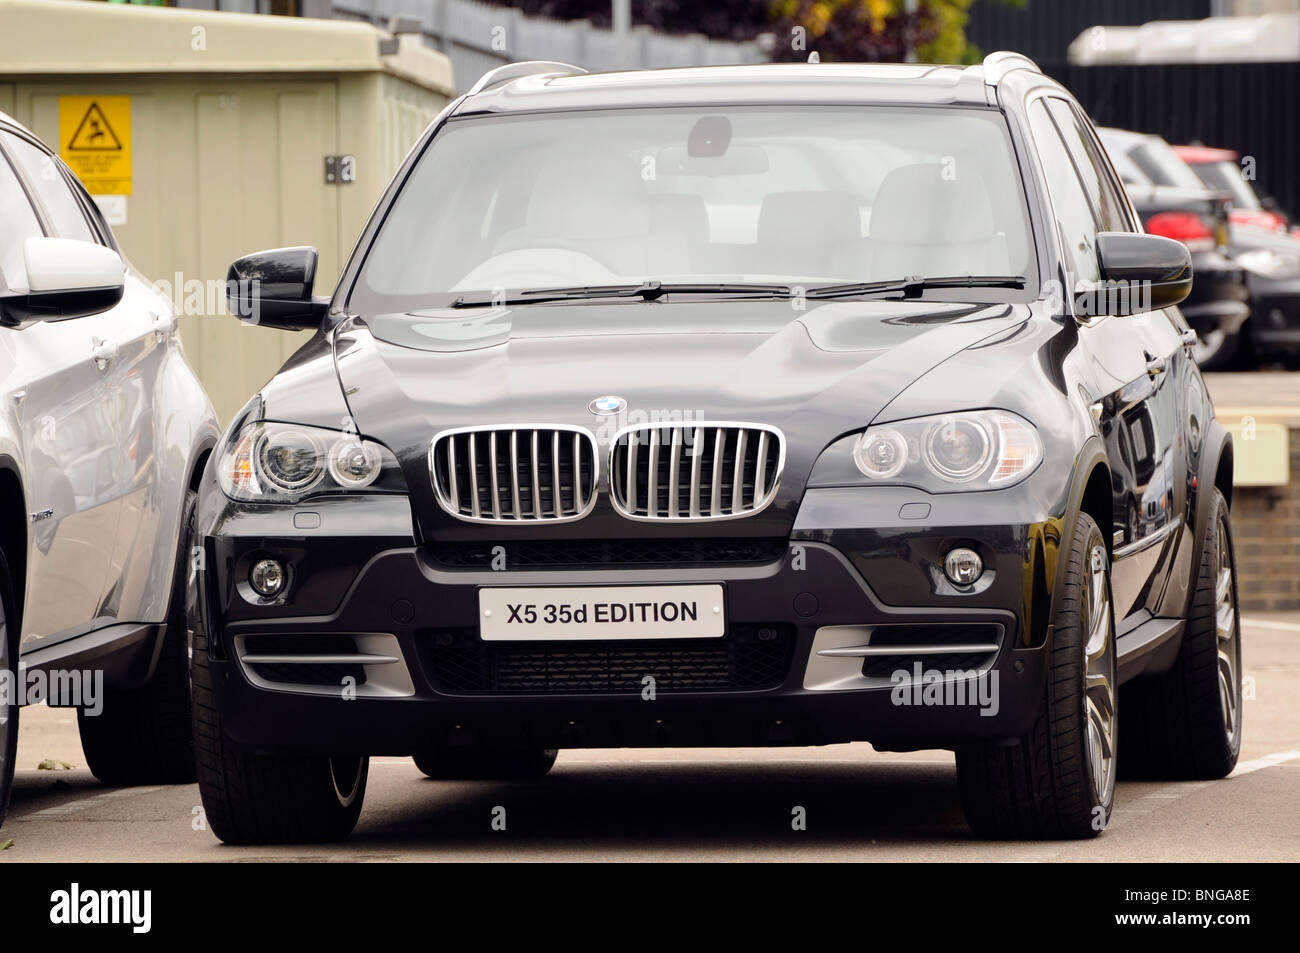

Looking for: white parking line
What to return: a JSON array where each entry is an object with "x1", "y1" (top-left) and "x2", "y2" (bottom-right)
[
  {"x1": 1240, "y1": 616, "x2": 1300, "y2": 633},
  {"x1": 1229, "y1": 749, "x2": 1300, "y2": 777},
  {"x1": 1013, "y1": 752, "x2": 1300, "y2": 855},
  {"x1": 369, "y1": 757, "x2": 949, "y2": 768},
  {"x1": 1141, "y1": 782, "x2": 1209, "y2": 799},
  {"x1": 26, "y1": 786, "x2": 163, "y2": 819}
]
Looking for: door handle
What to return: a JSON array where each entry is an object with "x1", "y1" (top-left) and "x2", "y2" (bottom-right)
[
  {"x1": 91, "y1": 337, "x2": 118, "y2": 370},
  {"x1": 1143, "y1": 350, "x2": 1166, "y2": 378}
]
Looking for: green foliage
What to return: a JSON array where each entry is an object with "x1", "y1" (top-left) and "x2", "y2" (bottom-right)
[{"x1": 484, "y1": 0, "x2": 1027, "y2": 63}]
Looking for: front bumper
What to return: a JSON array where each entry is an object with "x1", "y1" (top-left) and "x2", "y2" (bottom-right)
[
  {"x1": 1246, "y1": 273, "x2": 1300, "y2": 347},
  {"x1": 197, "y1": 487, "x2": 1059, "y2": 754}
]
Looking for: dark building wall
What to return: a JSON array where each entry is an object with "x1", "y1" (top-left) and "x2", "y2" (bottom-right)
[{"x1": 966, "y1": 0, "x2": 1214, "y2": 65}]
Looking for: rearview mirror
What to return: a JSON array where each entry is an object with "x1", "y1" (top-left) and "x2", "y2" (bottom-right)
[
  {"x1": 226, "y1": 246, "x2": 329, "y2": 331},
  {"x1": 1074, "y1": 232, "x2": 1193, "y2": 318},
  {"x1": 0, "y1": 237, "x2": 125, "y2": 328}
]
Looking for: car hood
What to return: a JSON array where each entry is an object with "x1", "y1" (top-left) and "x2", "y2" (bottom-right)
[{"x1": 333, "y1": 298, "x2": 1028, "y2": 539}]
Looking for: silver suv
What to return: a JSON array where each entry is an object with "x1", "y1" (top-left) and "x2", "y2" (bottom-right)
[{"x1": 0, "y1": 112, "x2": 218, "y2": 826}]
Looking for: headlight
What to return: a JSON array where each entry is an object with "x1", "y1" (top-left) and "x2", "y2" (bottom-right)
[
  {"x1": 853, "y1": 426, "x2": 908, "y2": 479},
  {"x1": 1235, "y1": 248, "x2": 1300, "y2": 280},
  {"x1": 218, "y1": 421, "x2": 404, "y2": 503},
  {"x1": 257, "y1": 428, "x2": 325, "y2": 492},
  {"x1": 924, "y1": 417, "x2": 991, "y2": 482},
  {"x1": 813, "y1": 410, "x2": 1042, "y2": 492}
]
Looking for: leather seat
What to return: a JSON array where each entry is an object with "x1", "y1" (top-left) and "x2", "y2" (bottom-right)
[
  {"x1": 867, "y1": 162, "x2": 1010, "y2": 279},
  {"x1": 755, "y1": 190, "x2": 866, "y2": 280}
]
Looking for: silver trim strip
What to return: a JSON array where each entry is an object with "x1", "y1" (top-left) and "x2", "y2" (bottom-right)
[
  {"x1": 646, "y1": 427, "x2": 660, "y2": 518},
  {"x1": 668, "y1": 427, "x2": 682, "y2": 518},
  {"x1": 510, "y1": 430, "x2": 522, "y2": 517},
  {"x1": 468, "y1": 433, "x2": 480, "y2": 519},
  {"x1": 240, "y1": 653, "x2": 401, "y2": 665},
  {"x1": 709, "y1": 428, "x2": 724, "y2": 517},
  {"x1": 572, "y1": 430, "x2": 584, "y2": 512},
  {"x1": 816, "y1": 643, "x2": 1000, "y2": 658},
  {"x1": 1114, "y1": 515, "x2": 1183, "y2": 560},
  {"x1": 447, "y1": 435, "x2": 458, "y2": 514},
  {"x1": 234, "y1": 633, "x2": 416, "y2": 698},
  {"x1": 732, "y1": 428, "x2": 747, "y2": 513},
  {"x1": 530, "y1": 429, "x2": 541, "y2": 519},
  {"x1": 688, "y1": 425, "x2": 703, "y2": 518},
  {"x1": 489, "y1": 434, "x2": 501, "y2": 519},
  {"x1": 551, "y1": 430, "x2": 561, "y2": 517}
]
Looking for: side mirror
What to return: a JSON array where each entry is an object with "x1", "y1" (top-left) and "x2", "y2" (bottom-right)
[
  {"x1": 0, "y1": 237, "x2": 125, "y2": 328},
  {"x1": 226, "y1": 246, "x2": 329, "y2": 331},
  {"x1": 1075, "y1": 232, "x2": 1193, "y2": 318}
]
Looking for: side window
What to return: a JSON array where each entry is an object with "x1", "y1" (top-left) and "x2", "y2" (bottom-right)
[
  {"x1": 1044, "y1": 98, "x2": 1130, "y2": 231},
  {"x1": 64, "y1": 170, "x2": 118, "y2": 249},
  {"x1": 0, "y1": 151, "x2": 45, "y2": 291},
  {"x1": 1, "y1": 132, "x2": 98, "y2": 244},
  {"x1": 1027, "y1": 100, "x2": 1100, "y2": 284}
]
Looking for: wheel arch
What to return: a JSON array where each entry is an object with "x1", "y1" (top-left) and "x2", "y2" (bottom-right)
[
  {"x1": 0, "y1": 455, "x2": 26, "y2": 633},
  {"x1": 1191, "y1": 419, "x2": 1234, "y2": 589},
  {"x1": 188, "y1": 441, "x2": 215, "y2": 493},
  {"x1": 1047, "y1": 438, "x2": 1111, "y2": 636}
]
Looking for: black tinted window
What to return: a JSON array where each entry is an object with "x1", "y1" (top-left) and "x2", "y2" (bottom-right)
[
  {"x1": 1045, "y1": 99, "x2": 1129, "y2": 231},
  {"x1": 1028, "y1": 100, "x2": 1100, "y2": 283}
]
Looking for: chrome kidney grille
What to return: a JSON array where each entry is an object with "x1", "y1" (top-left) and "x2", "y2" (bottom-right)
[
  {"x1": 609, "y1": 422, "x2": 784, "y2": 521},
  {"x1": 430, "y1": 425, "x2": 599, "y2": 523}
]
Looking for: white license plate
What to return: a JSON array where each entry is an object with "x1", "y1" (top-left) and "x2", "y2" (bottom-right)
[{"x1": 478, "y1": 584, "x2": 725, "y2": 641}]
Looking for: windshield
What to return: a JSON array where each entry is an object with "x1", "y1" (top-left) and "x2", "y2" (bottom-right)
[
  {"x1": 1189, "y1": 160, "x2": 1261, "y2": 210},
  {"x1": 351, "y1": 105, "x2": 1035, "y2": 314}
]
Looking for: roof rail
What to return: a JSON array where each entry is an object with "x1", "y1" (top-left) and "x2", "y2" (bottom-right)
[
  {"x1": 467, "y1": 60, "x2": 588, "y2": 96},
  {"x1": 981, "y1": 50, "x2": 1041, "y2": 86}
]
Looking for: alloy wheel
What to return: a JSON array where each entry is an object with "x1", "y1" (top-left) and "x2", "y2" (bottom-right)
[
  {"x1": 1214, "y1": 515, "x2": 1242, "y2": 749},
  {"x1": 0, "y1": 586, "x2": 12, "y2": 812},
  {"x1": 1190, "y1": 329, "x2": 1225, "y2": 366},
  {"x1": 1082, "y1": 543, "x2": 1118, "y2": 804},
  {"x1": 330, "y1": 756, "x2": 365, "y2": 807}
]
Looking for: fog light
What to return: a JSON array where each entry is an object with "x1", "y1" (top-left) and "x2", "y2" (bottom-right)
[
  {"x1": 249, "y1": 558, "x2": 286, "y2": 597},
  {"x1": 943, "y1": 547, "x2": 983, "y2": 586}
]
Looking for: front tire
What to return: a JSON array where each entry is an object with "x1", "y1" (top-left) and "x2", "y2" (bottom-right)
[
  {"x1": 77, "y1": 490, "x2": 199, "y2": 785},
  {"x1": 0, "y1": 548, "x2": 19, "y2": 830},
  {"x1": 1120, "y1": 488, "x2": 1242, "y2": 779},
  {"x1": 190, "y1": 556, "x2": 367, "y2": 844},
  {"x1": 956, "y1": 511, "x2": 1118, "y2": 838}
]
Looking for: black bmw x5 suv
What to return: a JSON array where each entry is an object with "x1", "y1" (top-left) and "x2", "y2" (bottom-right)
[{"x1": 192, "y1": 53, "x2": 1242, "y2": 843}]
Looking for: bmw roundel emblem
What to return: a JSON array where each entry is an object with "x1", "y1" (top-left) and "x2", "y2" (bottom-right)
[{"x1": 589, "y1": 395, "x2": 627, "y2": 416}]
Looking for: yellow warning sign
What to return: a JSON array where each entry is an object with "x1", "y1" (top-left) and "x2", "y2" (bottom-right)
[{"x1": 58, "y1": 96, "x2": 132, "y2": 195}]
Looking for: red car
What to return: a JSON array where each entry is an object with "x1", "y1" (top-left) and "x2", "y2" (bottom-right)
[{"x1": 1174, "y1": 144, "x2": 1292, "y2": 234}]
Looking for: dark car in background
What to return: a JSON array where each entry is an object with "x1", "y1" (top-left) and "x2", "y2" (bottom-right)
[
  {"x1": 1102, "y1": 127, "x2": 1300, "y2": 367},
  {"x1": 1099, "y1": 128, "x2": 1249, "y2": 369}
]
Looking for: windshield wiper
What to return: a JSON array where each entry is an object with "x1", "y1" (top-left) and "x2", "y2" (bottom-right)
[
  {"x1": 450, "y1": 276, "x2": 1025, "y2": 308},
  {"x1": 804, "y1": 275, "x2": 1027, "y2": 300},
  {"x1": 451, "y1": 280, "x2": 793, "y2": 308}
]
